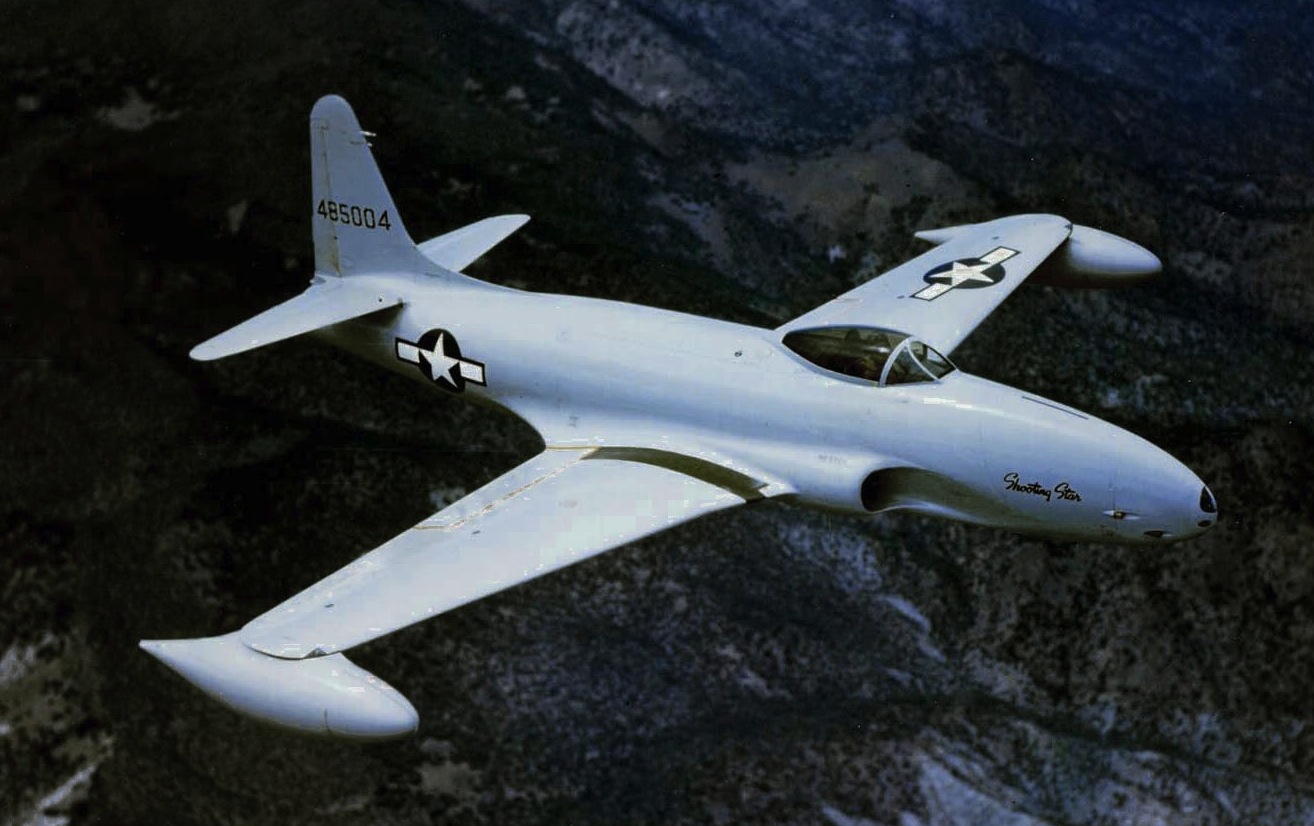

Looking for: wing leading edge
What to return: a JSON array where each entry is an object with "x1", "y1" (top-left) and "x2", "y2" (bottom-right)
[
  {"x1": 240, "y1": 448, "x2": 765, "y2": 660},
  {"x1": 780, "y1": 214, "x2": 1073, "y2": 354}
]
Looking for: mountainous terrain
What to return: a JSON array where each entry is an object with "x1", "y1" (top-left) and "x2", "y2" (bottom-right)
[{"x1": 1, "y1": 1, "x2": 1312, "y2": 823}]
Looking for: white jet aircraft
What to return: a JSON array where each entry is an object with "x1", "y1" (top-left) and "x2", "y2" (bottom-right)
[{"x1": 141, "y1": 96, "x2": 1217, "y2": 739}]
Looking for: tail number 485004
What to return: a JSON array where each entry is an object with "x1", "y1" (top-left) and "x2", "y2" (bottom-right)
[{"x1": 317, "y1": 199, "x2": 391, "y2": 231}]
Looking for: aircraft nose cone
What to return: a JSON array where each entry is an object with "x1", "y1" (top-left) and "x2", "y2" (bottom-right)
[
  {"x1": 1146, "y1": 476, "x2": 1217, "y2": 541},
  {"x1": 1112, "y1": 442, "x2": 1215, "y2": 543}
]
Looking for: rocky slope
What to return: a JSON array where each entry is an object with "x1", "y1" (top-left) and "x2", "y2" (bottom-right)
[{"x1": 1, "y1": 0, "x2": 1312, "y2": 823}]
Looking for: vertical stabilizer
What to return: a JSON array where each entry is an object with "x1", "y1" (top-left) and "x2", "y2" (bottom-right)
[{"x1": 310, "y1": 95, "x2": 431, "y2": 277}]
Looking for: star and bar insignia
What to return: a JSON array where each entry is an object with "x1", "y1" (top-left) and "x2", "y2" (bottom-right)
[
  {"x1": 395, "y1": 329, "x2": 486, "y2": 391},
  {"x1": 914, "y1": 246, "x2": 1018, "y2": 301}
]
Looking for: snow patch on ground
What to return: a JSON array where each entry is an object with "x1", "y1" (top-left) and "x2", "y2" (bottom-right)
[
  {"x1": 0, "y1": 636, "x2": 53, "y2": 688},
  {"x1": 820, "y1": 802, "x2": 882, "y2": 826},
  {"x1": 775, "y1": 519, "x2": 884, "y2": 594},
  {"x1": 96, "y1": 87, "x2": 176, "y2": 131},
  {"x1": 879, "y1": 594, "x2": 931, "y2": 633},
  {"x1": 14, "y1": 760, "x2": 103, "y2": 826},
  {"x1": 918, "y1": 755, "x2": 1042, "y2": 826},
  {"x1": 429, "y1": 485, "x2": 468, "y2": 508}
]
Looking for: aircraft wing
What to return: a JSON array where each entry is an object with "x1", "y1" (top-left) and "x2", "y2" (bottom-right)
[
  {"x1": 779, "y1": 214, "x2": 1073, "y2": 354},
  {"x1": 239, "y1": 447, "x2": 767, "y2": 660}
]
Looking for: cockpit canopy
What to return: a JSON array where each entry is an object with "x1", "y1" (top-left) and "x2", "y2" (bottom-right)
[{"x1": 782, "y1": 326, "x2": 955, "y2": 386}]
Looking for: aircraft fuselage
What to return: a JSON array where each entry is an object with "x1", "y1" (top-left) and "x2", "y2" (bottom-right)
[{"x1": 319, "y1": 274, "x2": 1215, "y2": 545}]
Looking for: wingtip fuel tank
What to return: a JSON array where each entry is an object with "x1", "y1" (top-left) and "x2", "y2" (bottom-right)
[
  {"x1": 1029, "y1": 224, "x2": 1162, "y2": 288},
  {"x1": 917, "y1": 219, "x2": 1161, "y2": 288},
  {"x1": 140, "y1": 633, "x2": 418, "y2": 740}
]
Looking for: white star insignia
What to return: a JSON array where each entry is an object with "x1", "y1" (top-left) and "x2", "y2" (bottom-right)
[
  {"x1": 939, "y1": 260, "x2": 1000, "y2": 288},
  {"x1": 419, "y1": 332, "x2": 461, "y2": 387},
  {"x1": 395, "y1": 330, "x2": 487, "y2": 390}
]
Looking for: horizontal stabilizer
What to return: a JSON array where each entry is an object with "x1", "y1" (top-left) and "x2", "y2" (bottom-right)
[
  {"x1": 139, "y1": 633, "x2": 417, "y2": 739},
  {"x1": 417, "y1": 214, "x2": 530, "y2": 273},
  {"x1": 190, "y1": 278, "x2": 402, "y2": 361}
]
